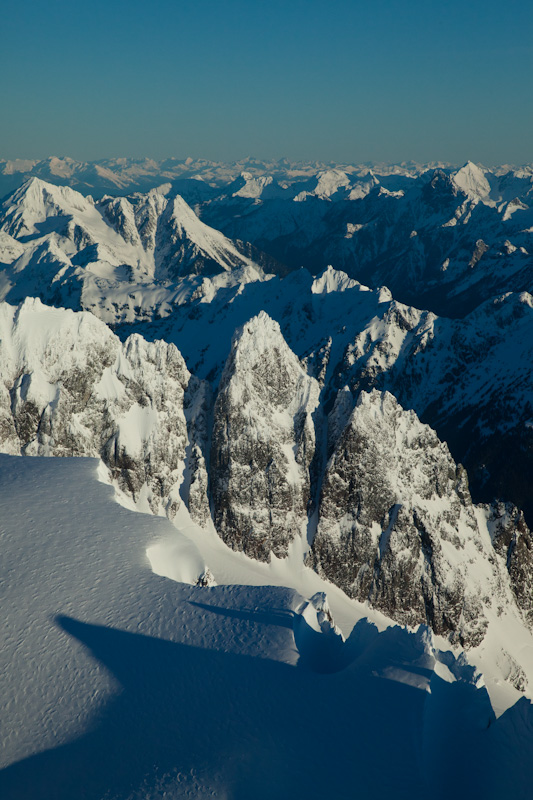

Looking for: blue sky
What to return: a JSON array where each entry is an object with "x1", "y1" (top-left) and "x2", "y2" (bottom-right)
[{"x1": 1, "y1": 0, "x2": 532, "y2": 164}]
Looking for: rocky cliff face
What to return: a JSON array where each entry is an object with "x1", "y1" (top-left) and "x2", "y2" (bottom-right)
[
  {"x1": 309, "y1": 390, "x2": 513, "y2": 647},
  {"x1": 489, "y1": 502, "x2": 533, "y2": 626},
  {"x1": 210, "y1": 311, "x2": 321, "y2": 561},
  {"x1": 0, "y1": 298, "x2": 210, "y2": 518},
  {"x1": 326, "y1": 290, "x2": 533, "y2": 527},
  {"x1": 1, "y1": 297, "x2": 532, "y2": 652}
]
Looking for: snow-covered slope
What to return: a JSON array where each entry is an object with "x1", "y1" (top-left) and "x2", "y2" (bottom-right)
[{"x1": 2, "y1": 455, "x2": 533, "y2": 798}]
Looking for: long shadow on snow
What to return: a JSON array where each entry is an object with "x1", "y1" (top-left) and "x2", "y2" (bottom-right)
[
  {"x1": 0, "y1": 615, "x2": 429, "y2": 800},
  {"x1": 191, "y1": 599, "x2": 438, "y2": 681},
  {"x1": 188, "y1": 600, "x2": 295, "y2": 630},
  {"x1": 2, "y1": 612, "x2": 533, "y2": 800}
]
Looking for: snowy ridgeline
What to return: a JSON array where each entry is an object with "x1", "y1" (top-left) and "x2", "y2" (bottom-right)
[
  {"x1": 1, "y1": 173, "x2": 532, "y2": 524},
  {"x1": 0, "y1": 177, "x2": 275, "y2": 326},
  {"x1": 1, "y1": 163, "x2": 533, "y2": 797},
  {"x1": 1, "y1": 296, "x2": 533, "y2": 683},
  {"x1": 1, "y1": 164, "x2": 532, "y2": 327}
]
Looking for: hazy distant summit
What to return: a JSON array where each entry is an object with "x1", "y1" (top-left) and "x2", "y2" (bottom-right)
[{"x1": 0, "y1": 155, "x2": 471, "y2": 199}]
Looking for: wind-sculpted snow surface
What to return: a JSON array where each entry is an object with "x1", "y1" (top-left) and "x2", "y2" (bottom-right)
[
  {"x1": 309, "y1": 391, "x2": 517, "y2": 648},
  {"x1": 4, "y1": 455, "x2": 533, "y2": 799},
  {"x1": 0, "y1": 298, "x2": 210, "y2": 517},
  {"x1": 211, "y1": 311, "x2": 321, "y2": 561}
]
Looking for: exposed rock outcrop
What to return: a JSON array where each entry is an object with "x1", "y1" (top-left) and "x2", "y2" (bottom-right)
[
  {"x1": 210, "y1": 311, "x2": 321, "y2": 561},
  {"x1": 489, "y1": 502, "x2": 533, "y2": 626},
  {"x1": 0, "y1": 298, "x2": 210, "y2": 517},
  {"x1": 309, "y1": 390, "x2": 512, "y2": 647}
]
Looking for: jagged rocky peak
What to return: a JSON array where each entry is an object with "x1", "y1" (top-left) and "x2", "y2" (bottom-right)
[
  {"x1": 309, "y1": 390, "x2": 513, "y2": 648},
  {"x1": 488, "y1": 502, "x2": 533, "y2": 625},
  {"x1": 0, "y1": 297, "x2": 210, "y2": 518},
  {"x1": 210, "y1": 310, "x2": 321, "y2": 562},
  {"x1": 311, "y1": 265, "x2": 363, "y2": 295},
  {"x1": 335, "y1": 299, "x2": 435, "y2": 396},
  {"x1": 154, "y1": 192, "x2": 261, "y2": 280}
]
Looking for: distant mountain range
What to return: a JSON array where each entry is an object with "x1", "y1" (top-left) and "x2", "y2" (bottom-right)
[
  {"x1": 2, "y1": 159, "x2": 531, "y2": 318},
  {"x1": 0, "y1": 155, "x2": 459, "y2": 198}
]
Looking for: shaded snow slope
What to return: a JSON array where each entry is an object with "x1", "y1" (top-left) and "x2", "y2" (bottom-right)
[{"x1": 2, "y1": 455, "x2": 533, "y2": 799}]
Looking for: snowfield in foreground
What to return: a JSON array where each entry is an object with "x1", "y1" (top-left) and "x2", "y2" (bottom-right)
[{"x1": 2, "y1": 454, "x2": 533, "y2": 799}]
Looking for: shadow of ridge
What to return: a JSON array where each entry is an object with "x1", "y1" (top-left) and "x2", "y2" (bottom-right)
[
  {"x1": 188, "y1": 600, "x2": 295, "y2": 628},
  {"x1": 188, "y1": 599, "x2": 383, "y2": 674},
  {"x1": 189, "y1": 598, "x2": 437, "y2": 682},
  {"x1": 0, "y1": 614, "x2": 435, "y2": 800}
]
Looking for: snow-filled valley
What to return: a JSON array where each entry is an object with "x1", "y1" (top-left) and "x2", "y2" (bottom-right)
[{"x1": 1, "y1": 159, "x2": 533, "y2": 798}]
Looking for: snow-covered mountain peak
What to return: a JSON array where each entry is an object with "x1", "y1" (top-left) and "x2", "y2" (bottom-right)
[
  {"x1": 0, "y1": 297, "x2": 210, "y2": 519},
  {"x1": 9, "y1": 176, "x2": 91, "y2": 208},
  {"x1": 165, "y1": 193, "x2": 222, "y2": 243},
  {"x1": 211, "y1": 311, "x2": 321, "y2": 561},
  {"x1": 310, "y1": 389, "x2": 520, "y2": 648},
  {"x1": 348, "y1": 389, "x2": 454, "y2": 501},
  {"x1": 348, "y1": 172, "x2": 380, "y2": 200},
  {"x1": 230, "y1": 172, "x2": 278, "y2": 199},
  {"x1": 314, "y1": 169, "x2": 351, "y2": 196},
  {"x1": 1, "y1": 177, "x2": 95, "y2": 238},
  {"x1": 452, "y1": 161, "x2": 491, "y2": 201},
  {"x1": 150, "y1": 182, "x2": 173, "y2": 197},
  {"x1": 156, "y1": 192, "x2": 264, "y2": 279},
  {"x1": 0, "y1": 178, "x2": 276, "y2": 321},
  {"x1": 311, "y1": 265, "x2": 368, "y2": 295},
  {"x1": 229, "y1": 310, "x2": 285, "y2": 358}
]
